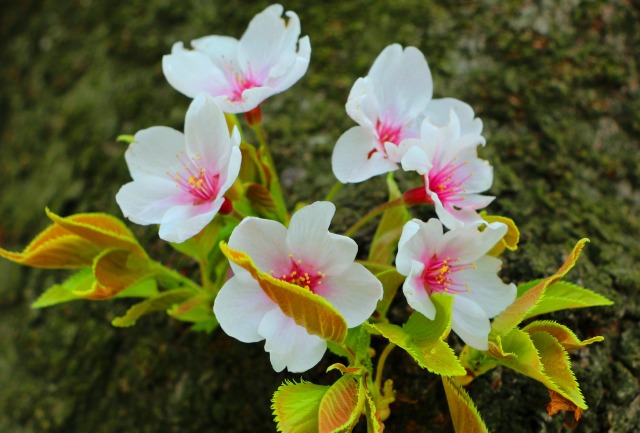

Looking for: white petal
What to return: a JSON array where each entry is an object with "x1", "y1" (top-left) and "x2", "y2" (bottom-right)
[
  {"x1": 345, "y1": 77, "x2": 378, "y2": 130},
  {"x1": 185, "y1": 94, "x2": 235, "y2": 169},
  {"x1": 214, "y1": 86, "x2": 276, "y2": 114},
  {"x1": 456, "y1": 256, "x2": 517, "y2": 318},
  {"x1": 438, "y1": 221, "x2": 507, "y2": 263},
  {"x1": 116, "y1": 177, "x2": 185, "y2": 225},
  {"x1": 228, "y1": 217, "x2": 289, "y2": 275},
  {"x1": 451, "y1": 296, "x2": 491, "y2": 350},
  {"x1": 125, "y1": 126, "x2": 185, "y2": 180},
  {"x1": 258, "y1": 308, "x2": 327, "y2": 373},
  {"x1": 460, "y1": 159, "x2": 493, "y2": 194},
  {"x1": 400, "y1": 145, "x2": 432, "y2": 175},
  {"x1": 158, "y1": 198, "x2": 223, "y2": 243},
  {"x1": 318, "y1": 263, "x2": 382, "y2": 327},
  {"x1": 267, "y1": 35, "x2": 310, "y2": 92},
  {"x1": 332, "y1": 126, "x2": 398, "y2": 183},
  {"x1": 162, "y1": 44, "x2": 228, "y2": 98},
  {"x1": 403, "y1": 260, "x2": 436, "y2": 319},
  {"x1": 369, "y1": 44, "x2": 432, "y2": 120},
  {"x1": 190, "y1": 35, "x2": 239, "y2": 70},
  {"x1": 217, "y1": 145, "x2": 242, "y2": 195},
  {"x1": 214, "y1": 272, "x2": 275, "y2": 343},
  {"x1": 425, "y1": 98, "x2": 483, "y2": 135},
  {"x1": 396, "y1": 219, "x2": 442, "y2": 276},
  {"x1": 430, "y1": 192, "x2": 464, "y2": 230},
  {"x1": 238, "y1": 4, "x2": 292, "y2": 76},
  {"x1": 286, "y1": 202, "x2": 358, "y2": 275}
]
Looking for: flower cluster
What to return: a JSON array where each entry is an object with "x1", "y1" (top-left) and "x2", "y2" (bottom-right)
[{"x1": 112, "y1": 3, "x2": 515, "y2": 367}]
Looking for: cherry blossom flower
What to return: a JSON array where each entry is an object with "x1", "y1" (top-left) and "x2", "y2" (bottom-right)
[
  {"x1": 331, "y1": 44, "x2": 482, "y2": 183},
  {"x1": 396, "y1": 218, "x2": 516, "y2": 350},
  {"x1": 116, "y1": 94, "x2": 241, "y2": 243},
  {"x1": 213, "y1": 201, "x2": 383, "y2": 373},
  {"x1": 162, "y1": 4, "x2": 311, "y2": 114},
  {"x1": 401, "y1": 110, "x2": 494, "y2": 229}
]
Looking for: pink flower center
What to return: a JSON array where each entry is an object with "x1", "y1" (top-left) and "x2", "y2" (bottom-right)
[
  {"x1": 227, "y1": 66, "x2": 262, "y2": 102},
  {"x1": 171, "y1": 151, "x2": 220, "y2": 205},
  {"x1": 427, "y1": 159, "x2": 472, "y2": 206},
  {"x1": 273, "y1": 255, "x2": 325, "y2": 293},
  {"x1": 368, "y1": 118, "x2": 407, "y2": 160},
  {"x1": 375, "y1": 119, "x2": 403, "y2": 146},
  {"x1": 420, "y1": 255, "x2": 475, "y2": 295}
]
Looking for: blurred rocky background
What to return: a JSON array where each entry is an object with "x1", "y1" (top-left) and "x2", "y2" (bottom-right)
[{"x1": 0, "y1": 1, "x2": 638, "y2": 432}]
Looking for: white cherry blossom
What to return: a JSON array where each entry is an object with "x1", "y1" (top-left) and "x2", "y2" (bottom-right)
[
  {"x1": 401, "y1": 110, "x2": 494, "y2": 229},
  {"x1": 116, "y1": 94, "x2": 241, "y2": 243},
  {"x1": 214, "y1": 201, "x2": 383, "y2": 373},
  {"x1": 162, "y1": 4, "x2": 310, "y2": 114},
  {"x1": 332, "y1": 44, "x2": 482, "y2": 183},
  {"x1": 396, "y1": 218, "x2": 516, "y2": 350}
]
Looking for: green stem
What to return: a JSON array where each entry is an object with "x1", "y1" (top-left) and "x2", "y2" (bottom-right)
[
  {"x1": 343, "y1": 197, "x2": 405, "y2": 237},
  {"x1": 152, "y1": 261, "x2": 202, "y2": 293},
  {"x1": 324, "y1": 181, "x2": 343, "y2": 202},
  {"x1": 374, "y1": 342, "x2": 396, "y2": 394}
]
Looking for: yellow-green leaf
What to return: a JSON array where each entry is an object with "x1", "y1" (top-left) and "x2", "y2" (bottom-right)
[
  {"x1": 371, "y1": 294, "x2": 465, "y2": 376},
  {"x1": 491, "y1": 239, "x2": 589, "y2": 335},
  {"x1": 442, "y1": 376, "x2": 489, "y2": 433},
  {"x1": 74, "y1": 248, "x2": 153, "y2": 300},
  {"x1": 0, "y1": 228, "x2": 100, "y2": 269},
  {"x1": 246, "y1": 182, "x2": 279, "y2": 219},
  {"x1": 457, "y1": 345, "x2": 497, "y2": 386},
  {"x1": 368, "y1": 173, "x2": 410, "y2": 265},
  {"x1": 167, "y1": 294, "x2": 218, "y2": 332},
  {"x1": 31, "y1": 269, "x2": 93, "y2": 308},
  {"x1": 364, "y1": 389, "x2": 385, "y2": 433},
  {"x1": 487, "y1": 329, "x2": 587, "y2": 410},
  {"x1": 523, "y1": 281, "x2": 613, "y2": 319},
  {"x1": 220, "y1": 242, "x2": 348, "y2": 343},
  {"x1": 481, "y1": 213, "x2": 520, "y2": 256},
  {"x1": 46, "y1": 208, "x2": 147, "y2": 258},
  {"x1": 523, "y1": 320, "x2": 604, "y2": 350},
  {"x1": 318, "y1": 375, "x2": 364, "y2": 433},
  {"x1": 111, "y1": 289, "x2": 193, "y2": 327},
  {"x1": 530, "y1": 331, "x2": 586, "y2": 409},
  {"x1": 273, "y1": 380, "x2": 329, "y2": 433}
]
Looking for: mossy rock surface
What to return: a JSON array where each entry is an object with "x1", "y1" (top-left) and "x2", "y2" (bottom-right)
[{"x1": 1, "y1": 1, "x2": 639, "y2": 432}]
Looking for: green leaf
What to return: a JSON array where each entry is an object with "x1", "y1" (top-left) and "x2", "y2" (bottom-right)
[
  {"x1": 522, "y1": 320, "x2": 604, "y2": 350},
  {"x1": 167, "y1": 295, "x2": 219, "y2": 333},
  {"x1": 457, "y1": 345, "x2": 497, "y2": 386},
  {"x1": 374, "y1": 268, "x2": 405, "y2": 318},
  {"x1": 168, "y1": 219, "x2": 222, "y2": 261},
  {"x1": 523, "y1": 281, "x2": 613, "y2": 319},
  {"x1": 31, "y1": 269, "x2": 93, "y2": 308},
  {"x1": 115, "y1": 277, "x2": 158, "y2": 298},
  {"x1": 318, "y1": 375, "x2": 364, "y2": 433},
  {"x1": 246, "y1": 182, "x2": 279, "y2": 219},
  {"x1": 492, "y1": 239, "x2": 589, "y2": 335},
  {"x1": 530, "y1": 331, "x2": 585, "y2": 409},
  {"x1": 368, "y1": 173, "x2": 410, "y2": 265},
  {"x1": 111, "y1": 289, "x2": 193, "y2": 327},
  {"x1": 371, "y1": 294, "x2": 465, "y2": 376},
  {"x1": 273, "y1": 380, "x2": 329, "y2": 433},
  {"x1": 487, "y1": 329, "x2": 586, "y2": 410},
  {"x1": 116, "y1": 134, "x2": 134, "y2": 144},
  {"x1": 442, "y1": 376, "x2": 489, "y2": 433},
  {"x1": 480, "y1": 213, "x2": 520, "y2": 256},
  {"x1": 364, "y1": 390, "x2": 384, "y2": 433}
]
